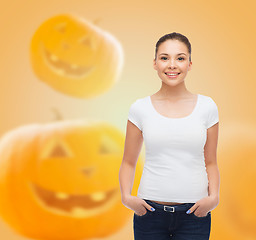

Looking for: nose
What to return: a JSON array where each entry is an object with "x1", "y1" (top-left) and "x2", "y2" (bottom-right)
[
  {"x1": 167, "y1": 59, "x2": 177, "y2": 69},
  {"x1": 61, "y1": 41, "x2": 70, "y2": 50},
  {"x1": 81, "y1": 166, "x2": 96, "y2": 177}
]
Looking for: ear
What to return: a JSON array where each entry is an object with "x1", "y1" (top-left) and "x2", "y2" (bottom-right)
[
  {"x1": 153, "y1": 58, "x2": 157, "y2": 70},
  {"x1": 188, "y1": 61, "x2": 192, "y2": 71}
]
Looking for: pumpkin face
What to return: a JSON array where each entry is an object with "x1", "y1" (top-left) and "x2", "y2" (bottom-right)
[
  {"x1": 30, "y1": 14, "x2": 123, "y2": 98},
  {"x1": 211, "y1": 123, "x2": 256, "y2": 240},
  {"x1": 0, "y1": 120, "x2": 143, "y2": 240}
]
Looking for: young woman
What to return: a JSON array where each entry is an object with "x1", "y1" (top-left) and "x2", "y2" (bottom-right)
[{"x1": 119, "y1": 32, "x2": 220, "y2": 240}]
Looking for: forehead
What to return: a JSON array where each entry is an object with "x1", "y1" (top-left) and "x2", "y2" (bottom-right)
[{"x1": 158, "y1": 40, "x2": 188, "y2": 54}]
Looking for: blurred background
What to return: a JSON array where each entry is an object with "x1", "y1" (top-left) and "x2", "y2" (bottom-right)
[{"x1": 0, "y1": 0, "x2": 255, "y2": 239}]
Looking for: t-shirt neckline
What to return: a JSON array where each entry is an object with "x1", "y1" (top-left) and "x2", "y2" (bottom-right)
[{"x1": 148, "y1": 94, "x2": 200, "y2": 120}]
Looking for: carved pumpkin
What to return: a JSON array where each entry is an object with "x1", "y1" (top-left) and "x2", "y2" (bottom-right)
[
  {"x1": 0, "y1": 120, "x2": 143, "y2": 240},
  {"x1": 30, "y1": 14, "x2": 124, "y2": 98},
  {"x1": 211, "y1": 123, "x2": 256, "y2": 240}
]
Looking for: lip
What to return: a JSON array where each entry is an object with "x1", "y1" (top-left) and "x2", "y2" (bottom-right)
[{"x1": 165, "y1": 72, "x2": 180, "y2": 78}]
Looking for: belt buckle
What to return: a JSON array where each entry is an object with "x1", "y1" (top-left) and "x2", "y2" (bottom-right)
[{"x1": 164, "y1": 206, "x2": 175, "y2": 212}]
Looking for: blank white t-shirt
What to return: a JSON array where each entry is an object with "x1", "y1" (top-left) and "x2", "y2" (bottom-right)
[{"x1": 128, "y1": 94, "x2": 219, "y2": 203}]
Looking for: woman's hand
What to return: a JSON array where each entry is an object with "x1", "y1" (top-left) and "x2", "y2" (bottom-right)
[
  {"x1": 186, "y1": 196, "x2": 219, "y2": 217},
  {"x1": 122, "y1": 195, "x2": 155, "y2": 216}
]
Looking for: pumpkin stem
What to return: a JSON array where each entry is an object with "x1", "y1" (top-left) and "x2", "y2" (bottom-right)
[
  {"x1": 51, "y1": 107, "x2": 63, "y2": 120},
  {"x1": 93, "y1": 18, "x2": 101, "y2": 25}
]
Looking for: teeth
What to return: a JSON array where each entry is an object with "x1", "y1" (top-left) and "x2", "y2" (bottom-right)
[
  {"x1": 90, "y1": 192, "x2": 106, "y2": 201},
  {"x1": 55, "y1": 68, "x2": 65, "y2": 75},
  {"x1": 50, "y1": 54, "x2": 58, "y2": 62},
  {"x1": 166, "y1": 73, "x2": 178, "y2": 76},
  {"x1": 56, "y1": 192, "x2": 69, "y2": 200},
  {"x1": 71, "y1": 207, "x2": 87, "y2": 217},
  {"x1": 71, "y1": 64, "x2": 79, "y2": 69}
]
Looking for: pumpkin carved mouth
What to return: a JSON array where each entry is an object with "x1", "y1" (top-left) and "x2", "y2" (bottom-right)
[
  {"x1": 41, "y1": 42, "x2": 95, "y2": 78},
  {"x1": 30, "y1": 183, "x2": 119, "y2": 217}
]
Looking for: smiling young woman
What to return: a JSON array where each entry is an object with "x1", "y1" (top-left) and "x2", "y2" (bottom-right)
[{"x1": 119, "y1": 32, "x2": 220, "y2": 240}]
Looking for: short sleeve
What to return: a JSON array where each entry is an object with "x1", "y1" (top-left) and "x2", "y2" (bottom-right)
[
  {"x1": 206, "y1": 97, "x2": 219, "y2": 129},
  {"x1": 128, "y1": 101, "x2": 142, "y2": 131}
]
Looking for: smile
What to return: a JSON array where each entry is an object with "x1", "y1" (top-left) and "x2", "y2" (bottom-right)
[
  {"x1": 30, "y1": 182, "x2": 119, "y2": 218},
  {"x1": 41, "y1": 42, "x2": 95, "y2": 79},
  {"x1": 165, "y1": 72, "x2": 180, "y2": 78}
]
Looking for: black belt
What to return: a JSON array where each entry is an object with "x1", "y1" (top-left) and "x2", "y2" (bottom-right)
[{"x1": 143, "y1": 199, "x2": 195, "y2": 213}]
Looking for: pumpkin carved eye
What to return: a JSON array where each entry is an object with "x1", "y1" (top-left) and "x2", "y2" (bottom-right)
[
  {"x1": 79, "y1": 35, "x2": 97, "y2": 50},
  {"x1": 55, "y1": 22, "x2": 67, "y2": 33},
  {"x1": 49, "y1": 142, "x2": 69, "y2": 158},
  {"x1": 99, "y1": 135, "x2": 121, "y2": 155},
  {"x1": 79, "y1": 35, "x2": 90, "y2": 45},
  {"x1": 41, "y1": 138, "x2": 73, "y2": 160}
]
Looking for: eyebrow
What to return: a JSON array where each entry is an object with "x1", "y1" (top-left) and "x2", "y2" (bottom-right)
[{"x1": 159, "y1": 53, "x2": 187, "y2": 56}]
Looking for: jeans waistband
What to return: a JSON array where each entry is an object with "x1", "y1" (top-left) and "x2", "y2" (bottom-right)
[{"x1": 143, "y1": 199, "x2": 195, "y2": 212}]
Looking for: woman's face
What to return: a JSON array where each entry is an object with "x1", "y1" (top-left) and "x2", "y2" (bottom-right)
[{"x1": 153, "y1": 39, "x2": 192, "y2": 86}]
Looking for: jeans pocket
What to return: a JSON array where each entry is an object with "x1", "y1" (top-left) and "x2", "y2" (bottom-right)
[
  {"x1": 134, "y1": 208, "x2": 150, "y2": 218},
  {"x1": 192, "y1": 211, "x2": 211, "y2": 219}
]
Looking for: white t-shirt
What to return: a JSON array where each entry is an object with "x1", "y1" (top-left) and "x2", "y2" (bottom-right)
[{"x1": 128, "y1": 94, "x2": 219, "y2": 203}]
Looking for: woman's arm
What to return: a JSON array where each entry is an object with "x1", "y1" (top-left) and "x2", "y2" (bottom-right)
[
  {"x1": 186, "y1": 122, "x2": 220, "y2": 216},
  {"x1": 204, "y1": 122, "x2": 220, "y2": 204},
  {"x1": 119, "y1": 120, "x2": 144, "y2": 205}
]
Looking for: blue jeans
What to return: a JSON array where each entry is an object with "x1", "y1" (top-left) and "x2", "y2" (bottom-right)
[{"x1": 133, "y1": 199, "x2": 211, "y2": 240}]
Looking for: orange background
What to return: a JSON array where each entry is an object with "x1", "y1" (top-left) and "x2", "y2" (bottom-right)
[{"x1": 0, "y1": 0, "x2": 255, "y2": 239}]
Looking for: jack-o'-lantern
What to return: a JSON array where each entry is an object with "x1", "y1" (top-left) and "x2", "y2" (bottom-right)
[
  {"x1": 30, "y1": 14, "x2": 123, "y2": 98},
  {"x1": 211, "y1": 123, "x2": 256, "y2": 240},
  {"x1": 0, "y1": 120, "x2": 143, "y2": 240}
]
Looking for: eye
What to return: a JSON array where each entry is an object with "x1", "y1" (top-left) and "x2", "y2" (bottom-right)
[
  {"x1": 78, "y1": 35, "x2": 96, "y2": 50},
  {"x1": 160, "y1": 57, "x2": 168, "y2": 60},
  {"x1": 55, "y1": 22, "x2": 67, "y2": 33},
  {"x1": 79, "y1": 36, "x2": 90, "y2": 46},
  {"x1": 40, "y1": 138, "x2": 73, "y2": 160},
  {"x1": 99, "y1": 134, "x2": 121, "y2": 155},
  {"x1": 178, "y1": 57, "x2": 185, "y2": 61}
]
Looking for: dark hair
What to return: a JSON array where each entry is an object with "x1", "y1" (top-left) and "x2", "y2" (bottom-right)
[{"x1": 154, "y1": 32, "x2": 191, "y2": 62}]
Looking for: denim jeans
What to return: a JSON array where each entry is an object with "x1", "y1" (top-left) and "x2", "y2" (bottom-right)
[{"x1": 133, "y1": 199, "x2": 211, "y2": 240}]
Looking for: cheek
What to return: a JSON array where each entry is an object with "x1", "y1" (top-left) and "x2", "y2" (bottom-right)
[
  {"x1": 179, "y1": 63, "x2": 190, "y2": 71},
  {"x1": 158, "y1": 62, "x2": 167, "y2": 69}
]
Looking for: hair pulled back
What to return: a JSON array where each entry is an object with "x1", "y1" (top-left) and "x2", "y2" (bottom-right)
[{"x1": 155, "y1": 32, "x2": 191, "y2": 62}]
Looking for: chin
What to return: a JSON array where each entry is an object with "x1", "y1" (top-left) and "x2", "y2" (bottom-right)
[{"x1": 163, "y1": 79, "x2": 184, "y2": 85}]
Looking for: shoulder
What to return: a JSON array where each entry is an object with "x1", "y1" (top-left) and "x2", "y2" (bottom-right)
[
  {"x1": 127, "y1": 96, "x2": 148, "y2": 131},
  {"x1": 128, "y1": 96, "x2": 149, "y2": 118},
  {"x1": 129, "y1": 96, "x2": 148, "y2": 109},
  {"x1": 199, "y1": 94, "x2": 219, "y2": 128},
  {"x1": 199, "y1": 94, "x2": 218, "y2": 107},
  {"x1": 199, "y1": 94, "x2": 214, "y2": 102}
]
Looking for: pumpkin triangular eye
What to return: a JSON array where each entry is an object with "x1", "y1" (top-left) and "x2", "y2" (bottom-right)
[
  {"x1": 79, "y1": 35, "x2": 96, "y2": 50},
  {"x1": 49, "y1": 143, "x2": 68, "y2": 157},
  {"x1": 40, "y1": 138, "x2": 73, "y2": 160},
  {"x1": 99, "y1": 135, "x2": 120, "y2": 155},
  {"x1": 55, "y1": 22, "x2": 67, "y2": 33}
]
